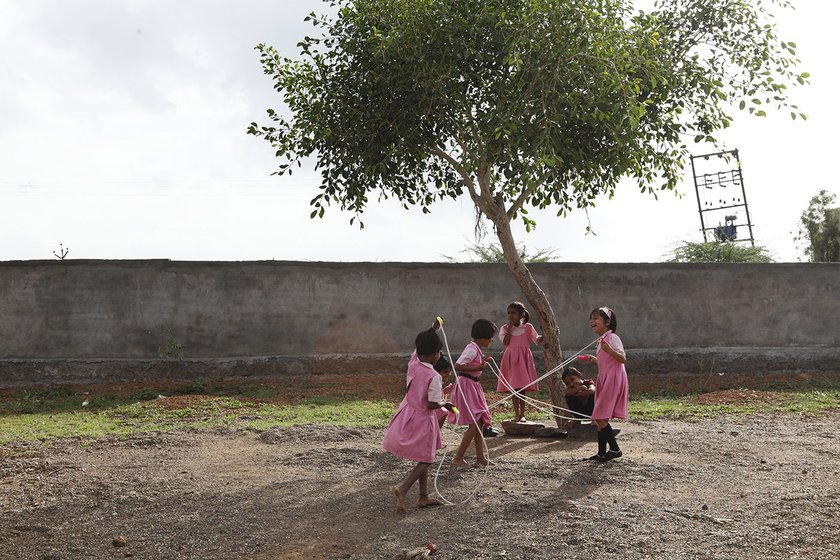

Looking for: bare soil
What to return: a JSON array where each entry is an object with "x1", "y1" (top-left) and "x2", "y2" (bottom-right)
[{"x1": 1, "y1": 408, "x2": 838, "y2": 560}]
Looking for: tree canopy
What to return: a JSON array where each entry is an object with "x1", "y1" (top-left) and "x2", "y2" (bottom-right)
[{"x1": 250, "y1": 0, "x2": 807, "y2": 228}]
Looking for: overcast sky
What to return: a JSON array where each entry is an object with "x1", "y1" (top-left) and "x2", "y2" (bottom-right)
[{"x1": 1, "y1": 0, "x2": 837, "y2": 263}]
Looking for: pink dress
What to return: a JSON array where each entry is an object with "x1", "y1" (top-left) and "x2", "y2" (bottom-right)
[
  {"x1": 447, "y1": 342, "x2": 492, "y2": 427},
  {"x1": 591, "y1": 331, "x2": 629, "y2": 420},
  {"x1": 382, "y1": 355, "x2": 443, "y2": 463},
  {"x1": 496, "y1": 323, "x2": 540, "y2": 393}
]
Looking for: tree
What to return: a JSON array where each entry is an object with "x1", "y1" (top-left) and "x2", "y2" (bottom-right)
[
  {"x1": 666, "y1": 241, "x2": 774, "y2": 263},
  {"x1": 796, "y1": 190, "x2": 840, "y2": 262},
  {"x1": 249, "y1": 0, "x2": 806, "y2": 425}
]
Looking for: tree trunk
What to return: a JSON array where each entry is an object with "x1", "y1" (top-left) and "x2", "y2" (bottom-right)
[{"x1": 488, "y1": 212, "x2": 569, "y2": 428}]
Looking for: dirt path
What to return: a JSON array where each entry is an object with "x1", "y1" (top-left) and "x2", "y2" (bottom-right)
[{"x1": 2, "y1": 411, "x2": 838, "y2": 559}]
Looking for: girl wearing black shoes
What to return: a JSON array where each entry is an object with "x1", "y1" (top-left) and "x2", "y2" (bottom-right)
[{"x1": 578, "y1": 307, "x2": 628, "y2": 461}]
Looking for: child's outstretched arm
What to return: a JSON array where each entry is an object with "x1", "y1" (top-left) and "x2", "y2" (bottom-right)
[
  {"x1": 455, "y1": 356, "x2": 492, "y2": 373},
  {"x1": 529, "y1": 324, "x2": 543, "y2": 346},
  {"x1": 428, "y1": 401, "x2": 458, "y2": 412}
]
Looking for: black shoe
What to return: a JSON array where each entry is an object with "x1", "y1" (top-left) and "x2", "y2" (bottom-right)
[
  {"x1": 584, "y1": 454, "x2": 607, "y2": 461},
  {"x1": 482, "y1": 426, "x2": 500, "y2": 437},
  {"x1": 604, "y1": 449, "x2": 623, "y2": 460}
]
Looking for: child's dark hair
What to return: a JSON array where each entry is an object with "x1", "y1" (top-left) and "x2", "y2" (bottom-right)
[
  {"x1": 471, "y1": 318, "x2": 497, "y2": 340},
  {"x1": 590, "y1": 306, "x2": 618, "y2": 333},
  {"x1": 433, "y1": 355, "x2": 451, "y2": 373},
  {"x1": 561, "y1": 366, "x2": 582, "y2": 382},
  {"x1": 415, "y1": 328, "x2": 443, "y2": 355},
  {"x1": 507, "y1": 301, "x2": 530, "y2": 324}
]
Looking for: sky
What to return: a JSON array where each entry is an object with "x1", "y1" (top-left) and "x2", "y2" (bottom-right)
[{"x1": 1, "y1": 0, "x2": 837, "y2": 263}]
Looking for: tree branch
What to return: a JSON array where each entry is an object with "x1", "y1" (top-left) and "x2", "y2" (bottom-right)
[
  {"x1": 429, "y1": 145, "x2": 480, "y2": 204},
  {"x1": 508, "y1": 182, "x2": 538, "y2": 220},
  {"x1": 476, "y1": 163, "x2": 500, "y2": 217}
]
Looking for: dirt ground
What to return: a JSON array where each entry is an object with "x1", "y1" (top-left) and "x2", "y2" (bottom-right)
[{"x1": 1, "y1": 406, "x2": 839, "y2": 560}]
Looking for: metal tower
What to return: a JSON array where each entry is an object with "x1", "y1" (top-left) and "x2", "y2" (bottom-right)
[{"x1": 690, "y1": 149, "x2": 755, "y2": 247}]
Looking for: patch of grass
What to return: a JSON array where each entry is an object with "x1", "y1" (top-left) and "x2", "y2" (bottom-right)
[
  {"x1": 630, "y1": 390, "x2": 839, "y2": 420},
  {"x1": 132, "y1": 387, "x2": 161, "y2": 402},
  {"x1": 0, "y1": 396, "x2": 397, "y2": 444},
  {"x1": 243, "y1": 399, "x2": 395, "y2": 431},
  {"x1": 1, "y1": 386, "x2": 80, "y2": 415},
  {"x1": 171, "y1": 381, "x2": 208, "y2": 396},
  {"x1": 0, "y1": 378, "x2": 837, "y2": 444}
]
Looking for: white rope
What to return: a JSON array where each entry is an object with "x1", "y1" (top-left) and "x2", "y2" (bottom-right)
[
  {"x1": 431, "y1": 325, "x2": 601, "y2": 503},
  {"x1": 488, "y1": 356, "x2": 586, "y2": 417},
  {"x1": 487, "y1": 359, "x2": 590, "y2": 422},
  {"x1": 487, "y1": 337, "x2": 600, "y2": 411},
  {"x1": 431, "y1": 321, "x2": 491, "y2": 506}
]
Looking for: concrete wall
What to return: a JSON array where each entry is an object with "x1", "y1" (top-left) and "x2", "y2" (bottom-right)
[{"x1": 1, "y1": 260, "x2": 838, "y2": 385}]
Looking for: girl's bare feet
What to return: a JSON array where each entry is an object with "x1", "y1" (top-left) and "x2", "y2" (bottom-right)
[
  {"x1": 451, "y1": 459, "x2": 472, "y2": 469},
  {"x1": 393, "y1": 486, "x2": 406, "y2": 514},
  {"x1": 474, "y1": 458, "x2": 496, "y2": 467},
  {"x1": 417, "y1": 495, "x2": 443, "y2": 507}
]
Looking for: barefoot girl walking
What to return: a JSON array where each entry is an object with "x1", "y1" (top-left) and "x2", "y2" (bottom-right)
[
  {"x1": 448, "y1": 319, "x2": 496, "y2": 468},
  {"x1": 383, "y1": 326, "x2": 457, "y2": 513}
]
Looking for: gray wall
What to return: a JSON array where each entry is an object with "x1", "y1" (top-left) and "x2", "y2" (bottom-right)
[{"x1": 1, "y1": 260, "x2": 838, "y2": 385}]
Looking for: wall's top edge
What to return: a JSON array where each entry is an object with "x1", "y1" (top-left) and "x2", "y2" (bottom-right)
[{"x1": 0, "y1": 259, "x2": 832, "y2": 267}]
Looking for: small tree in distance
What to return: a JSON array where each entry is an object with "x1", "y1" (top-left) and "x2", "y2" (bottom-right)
[
  {"x1": 250, "y1": 0, "x2": 807, "y2": 424},
  {"x1": 666, "y1": 241, "x2": 774, "y2": 263},
  {"x1": 52, "y1": 243, "x2": 69, "y2": 260},
  {"x1": 796, "y1": 190, "x2": 840, "y2": 262},
  {"x1": 444, "y1": 242, "x2": 558, "y2": 264}
]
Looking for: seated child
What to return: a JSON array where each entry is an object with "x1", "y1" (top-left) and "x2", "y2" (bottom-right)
[{"x1": 562, "y1": 367, "x2": 595, "y2": 421}]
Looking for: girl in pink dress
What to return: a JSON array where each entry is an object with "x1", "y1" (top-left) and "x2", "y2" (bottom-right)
[
  {"x1": 448, "y1": 319, "x2": 496, "y2": 468},
  {"x1": 383, "y1": 326, "x2": 457, "y2": 513},
  {"x1": 497, "y1": 301, "x2": 543, "y2": 422},
  {"x1": 579, "y1": 306, "x2": 628, "y2": 462}
]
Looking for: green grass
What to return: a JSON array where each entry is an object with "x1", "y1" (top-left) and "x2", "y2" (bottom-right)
[
  {"x1": 630, "y1": 390, "x2": 840, "y2": 420},
  {"x1": 0, "y1": 396, "x2": 398, "y2": 444},
  {"x1": 0, "y1": 381, "x2": 837, "y2": 444},
  {"x1": 242, "y1": 399, "x2": 396, "y2": 432}
]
